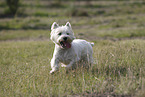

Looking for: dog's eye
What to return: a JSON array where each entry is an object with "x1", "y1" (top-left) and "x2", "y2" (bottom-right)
[
  {"x1": 67, "y1": 33, "x2": 69, "y2": 35},
  {"x1": 58, "y1": 33, "x2": 62, "y2": 35}
]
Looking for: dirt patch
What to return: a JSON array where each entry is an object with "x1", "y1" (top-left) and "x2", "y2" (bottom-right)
[
  {"x1": 1, "y1": 36, "x2": 145, "y2": 42},
  {"x1": 70, "y1": 93, "x2": 132, "y2": 97},
  {"x1": 0, "y1": 37, "x2": 50, "y2": 42},
  {"x1": 77, "y1": 34, "x2": 145, "y2": 42}
]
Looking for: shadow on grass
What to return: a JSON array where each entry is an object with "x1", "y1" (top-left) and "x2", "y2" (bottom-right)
[
  {"x1": 0, "y1": 26, "x2": 50, "y2": 31},
  {"x1": 0, "y1": 13, "x2": 28, "y2": 18},
  {"x1": 0, "y1": 22, "x2": 50, "y2": 31}
]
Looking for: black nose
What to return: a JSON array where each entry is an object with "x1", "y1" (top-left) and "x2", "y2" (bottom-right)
[{"x1": 63, "y1": 37, "x2": 67, "y2": 41}]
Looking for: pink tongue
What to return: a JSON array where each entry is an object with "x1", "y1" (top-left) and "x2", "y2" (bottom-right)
[{"x1": 63, "y1": 42, "x2": 71, "y2": 48}]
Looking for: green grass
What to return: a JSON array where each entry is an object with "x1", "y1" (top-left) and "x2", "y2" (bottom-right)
[
  {"x1": 0, "y1": 0, "x2": 145, "y2": 96},
  {"x1": 0, "y1": 40, "x2": 145, "y2": 96}
]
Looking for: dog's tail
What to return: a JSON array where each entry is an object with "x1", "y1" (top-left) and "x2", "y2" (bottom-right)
[{"x1": 90, "y1": 42, "x2": 94, "y2": 47}]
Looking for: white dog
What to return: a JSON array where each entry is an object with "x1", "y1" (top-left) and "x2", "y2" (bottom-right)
[{"x1": 50, "y1": 22, "x2": 94, "y2": 74}]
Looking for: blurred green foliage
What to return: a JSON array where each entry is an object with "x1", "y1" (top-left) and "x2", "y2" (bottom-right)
[{"x1": 6, "y1": 0, "x2": 20, "y2": 15}]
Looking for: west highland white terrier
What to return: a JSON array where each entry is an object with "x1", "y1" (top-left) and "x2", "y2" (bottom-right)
[{"x1": 50, "y1": 22, "x2": 94, "y2": 74}]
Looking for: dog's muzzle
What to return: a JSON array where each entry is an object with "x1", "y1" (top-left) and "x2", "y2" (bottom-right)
[{"x1": 59, "y1": 37, "x2": 71, "y2": 49}]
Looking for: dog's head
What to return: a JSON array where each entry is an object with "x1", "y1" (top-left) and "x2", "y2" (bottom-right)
[{"x1": 50, "y1": 22, "x2": 76, "y2": 49}]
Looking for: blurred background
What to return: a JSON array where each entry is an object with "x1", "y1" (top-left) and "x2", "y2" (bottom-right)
[{"x1": 0, "y1": 0, "x2": 145, "y2": 41}]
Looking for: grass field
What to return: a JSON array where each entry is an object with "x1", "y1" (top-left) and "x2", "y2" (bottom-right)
[{"x1": 0, "y1": 0, "x2": 145, "y2": 97}]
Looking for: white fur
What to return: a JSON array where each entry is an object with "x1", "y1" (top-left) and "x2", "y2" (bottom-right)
[{"x1": 50, "y1": 22, "x2": 94, "y2": 74}]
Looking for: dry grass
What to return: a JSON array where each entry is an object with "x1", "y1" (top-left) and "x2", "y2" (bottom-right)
[
  {"x1": 0, "y1": 0, "x2": 145, "y2": 96},
  {"x1": 0, "y1": 40, "x2": 145, "y2": 96}
]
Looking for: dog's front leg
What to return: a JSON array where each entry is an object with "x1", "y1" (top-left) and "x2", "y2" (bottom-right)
[{"x1": 50, "y1": 57, "x2": 59, "y2": 74}]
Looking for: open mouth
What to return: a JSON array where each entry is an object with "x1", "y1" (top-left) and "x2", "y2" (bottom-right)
[{"x1": 60, "y1": 41, "x2": 71, "y2": 48}]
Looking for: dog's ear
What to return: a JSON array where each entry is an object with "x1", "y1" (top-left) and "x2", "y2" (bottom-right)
[
  {"x1": 51, "y1": 22, "x2": 59, "y2": 30},
  {"x1": 66, "y1": 22, "x2": 71, "y2": 28}
]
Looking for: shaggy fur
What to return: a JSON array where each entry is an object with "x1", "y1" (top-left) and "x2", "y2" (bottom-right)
[{"x1": 50, "y1": 22, "x2": 94, "y2": 74}]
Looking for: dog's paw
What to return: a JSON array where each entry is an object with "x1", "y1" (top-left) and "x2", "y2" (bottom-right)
[
  {"x1": 50, "y1": 69, "x2": 56, "y2": 74},
  {"x1": 50, "y1": 70, "x2": 54, "y2": 74},
  {"x1": 61, "y1": 64, "x2": 67, "y2": 67},
  {"x1": 61, "y1": 64, "x2": 73, "y2": 68}
]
